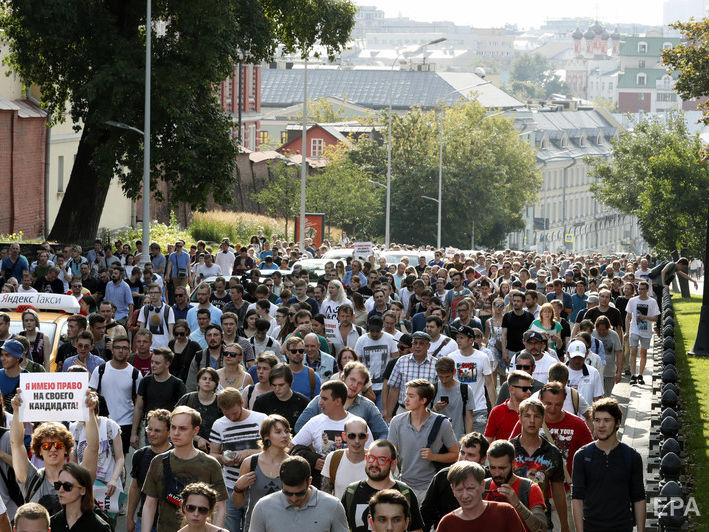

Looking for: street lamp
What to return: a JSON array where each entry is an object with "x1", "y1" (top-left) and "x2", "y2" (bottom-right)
[
  {"x1": 299, "y1": 58, "x2": 308, "y2": 252},
  {"x1": 386, "y1": 37, "x2": 447, "y2": 249}
]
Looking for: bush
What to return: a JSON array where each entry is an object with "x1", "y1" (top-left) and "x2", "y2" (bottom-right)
[
  {"x1": 190, "y1": 210, "x2": 289, "y2": 245},
  {"x1": 109, "y1": 212, "x2": 194, "y2": 251}
]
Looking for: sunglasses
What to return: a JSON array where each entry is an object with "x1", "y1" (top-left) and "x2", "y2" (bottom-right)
[
  {"x1": 282, "y1": 488, "x2": 309, "y2": 497},
  {"x1": 174, "y1": 331, "x2": 186, "y2": 337},
  {"x1": 41, "y1": 441, "x2": 66, "y2": 451},
  {"x1": 53, "y1": 481, "x2": 78, "y2": 491},
  {"x1": 511, "y1": 384, "x2": 533, "y2": 392},
  {"x1": 347, "y1": 432, "x2": 368, "y2": 440},
  {"x1": 515, "y1": 365, "x2": 532, "y2": 371},
  {"x1": 184, "y1": 504, "x2": 210, "y2": 515},
  {"x1": 365, "y1": 454, "x2": 394, "y2": 466},
  {"x1": 223, "y1": 351, "x2": 241, "y2": 358},
  {"x1": 289, "y1": 348, "x2": 305, "y2": 354}
]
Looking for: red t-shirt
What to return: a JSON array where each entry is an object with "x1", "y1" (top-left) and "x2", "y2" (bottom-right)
[
  {"x1": 484, "y1": 400, "x2": 520, "y2": 441},
  {"x1": 131, "y1": 352, "x2": 152, "y2": 377},
  {"x1": 437, "y1": 501, "x2": 526, "y2": 532},
  {"x1": 484, "y1": 477, "x2": 545, "y2": 531},
  {"x1": 509, "y1": 412, "x2": 593, "y2": 477}
]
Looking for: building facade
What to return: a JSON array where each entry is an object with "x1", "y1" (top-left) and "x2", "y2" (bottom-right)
[{"x1": 217, "y1": 63, "x2": 262, "y2": 151}]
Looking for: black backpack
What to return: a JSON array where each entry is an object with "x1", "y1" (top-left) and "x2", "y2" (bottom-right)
[
  {"x1": 96, "y1": 362, "x2": 140, "y2": 404},
  {"x1": 432, "y1": 381, "x2": 469, "y2": 428}
]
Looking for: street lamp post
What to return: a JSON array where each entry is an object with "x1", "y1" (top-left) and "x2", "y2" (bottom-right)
[
  {"x1": 299, "y1": 58, "x2": 308, "y2": 252},
  {"x1": 386, "y1": 37, "x2": 446, "y2": 249}
]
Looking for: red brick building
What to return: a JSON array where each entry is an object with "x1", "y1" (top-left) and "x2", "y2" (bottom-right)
[
  {"x1": 0, "y1": 96, "x2": 47, "y2": 237},
  {"x1": 217, "y1": 64, "x2": 262, "y2": 150}
]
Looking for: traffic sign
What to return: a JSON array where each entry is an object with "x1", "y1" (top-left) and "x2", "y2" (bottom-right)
[{"x1": 565, "y1": 233, "x2": 574, "y2": 243}]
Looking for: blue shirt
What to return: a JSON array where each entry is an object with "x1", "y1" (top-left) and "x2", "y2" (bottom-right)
[
  {"x1": 291, "y1": 366, "x2": 321, "y2": 399},
  {"x1": 63, "y1": 354, "x2": 105, "y2": 374},
  {"x1": 172, "y1": 303, "x2": 194, "y2": 321},
  {"x1": 104, "y1": 280, "x2": 134, "y2": 320},
  {"x1": 168, "y1": 251, "x2": 191, "y2": 280},
  {"x1": 571, "y1": 293, "x2": 588, "y2": 323},
  {"x1": 2, "y1": 256, "x2": 28, "y2": 281},
  {"x1": 0, "y1": 368, "x2": 22, "y2": 397},
  {"x1": 186, "y1": 305, "x2": 222, "y2": 332}
]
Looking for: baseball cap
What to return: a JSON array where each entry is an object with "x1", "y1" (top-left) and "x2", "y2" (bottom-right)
[
  {"x1": 523, "y1": 330, "x2": 545, "y2": 343},
  {"x1": 567, "y1": 340, "x2": 587, "y2": 358},
  {"x1": 411, "y1": 331, "x2": 431, "y2": 342},
  {"x1": 565, "y1": 269, "x2": 574, "y2": 276},
  {"x1": 587, "y1": 294, "x2": 599, "y2": 304},
  {"x1": 2, "y1": 340, "x2": 24, "y2": 359},
  {"x1": 398, "y1": 334, "x2": 413, "y2": 348},
  {"x1": 455, "y1": 325, "x2": 476, "y2": 338}
]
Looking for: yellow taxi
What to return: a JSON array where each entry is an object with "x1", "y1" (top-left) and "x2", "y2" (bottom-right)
[{"x1": 2, "y1": 293, "x2": 80, "y2": 372}]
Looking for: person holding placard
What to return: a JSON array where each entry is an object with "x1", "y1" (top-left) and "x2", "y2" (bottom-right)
[{"x1": 10, "y1": 389, "x2": 100, "y2": 517}]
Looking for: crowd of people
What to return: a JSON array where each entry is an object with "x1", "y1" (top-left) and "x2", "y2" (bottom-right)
[{"x1": 0, "y1": 235, "x2": 693, "y2": 531}]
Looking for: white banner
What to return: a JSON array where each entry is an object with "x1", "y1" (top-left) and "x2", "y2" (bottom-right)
[
  {"x1": 324, "y1": 318, "x2": 338, "y2": 341},
  {"x1": 353, "y1": 241, "x2": 373, "y2": 259},
  {"x1": 18, "y1": 373, "x2": 89, "y2": 423},
  {"x1": 94, "y1": 481, "x2": 127, "y2": 515}
]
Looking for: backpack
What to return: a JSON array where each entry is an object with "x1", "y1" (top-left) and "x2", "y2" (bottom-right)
[
  {"x1": 96, "y1": 362, "x2": 140, "y2": 403},
  {"x1": 426, "y1": 413, "x2": 450, "y2": 472},
  {"x1": 432, "y1": 381, "x2": 469, "y2": 428},
  {"x1": 0, "y1": 428, "x2": 24, "y2": 508},
  {"x1": 328, "y1": 449, "x2": 346, "y2": 487}
]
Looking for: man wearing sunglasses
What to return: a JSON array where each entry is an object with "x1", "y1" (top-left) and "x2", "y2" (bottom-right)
[
  {"x1": 250, "y1": 456, "x2": 348, "y2": 532},
  {"x1": 495, "y1": 351, "x2": 544, "y2": 406},
  {"x1": 485, "y1": 370, "x2": 533, "y2": 443},
  {"x1": 341, "y1": 439, "x2": 425, "y2": 532},
  {"x1": 321, "y1": 418, "x2": 368, "y2": 499}
]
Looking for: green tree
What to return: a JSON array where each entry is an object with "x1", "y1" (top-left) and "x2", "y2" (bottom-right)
[
  {"x1": 346, "y1": 101, "x2": 540, "y2": 247},
  {"x1": 291, "y1": 98, "x2": 347, "y2": 123},
  {"x1": 510, "y1": 53, "x2": 570, "y2": 98},
  {"x1": 588, "y1": 110, "x2": 709, "y2": 257},
  {"x1": 305, "y1": 145, "x2": 383, "y2": 238},
  {"x1": 251, "y1": 162, "x2": 300, "y2": 239},
  {"x1": 0, "y1": 0, "x2": 355, "y2": 241}
]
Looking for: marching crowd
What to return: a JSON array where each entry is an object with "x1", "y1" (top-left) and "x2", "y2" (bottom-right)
[{"x1": 0, "y1": 235, "x2": 696, "y2": 532}]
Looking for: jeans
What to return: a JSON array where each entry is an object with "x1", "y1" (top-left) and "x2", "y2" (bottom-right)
[
  {"x1": 226, "y1": 487, "x2": 247, "y2": 532},
  {"x1": 374, "y1": 388, "x2": 382, "y2": 410},
  {"x1": 135, "y1": 516, "x2": 157, "y2": 532}
]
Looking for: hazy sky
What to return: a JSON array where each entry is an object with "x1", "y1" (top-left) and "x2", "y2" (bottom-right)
[{"x1": 356, "y1": 0, "x2": 673, "y2": 29}]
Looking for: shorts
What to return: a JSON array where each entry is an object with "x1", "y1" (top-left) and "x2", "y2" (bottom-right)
[{"x1": 630, "y1": 334, "x2": 651, "y2": 349}]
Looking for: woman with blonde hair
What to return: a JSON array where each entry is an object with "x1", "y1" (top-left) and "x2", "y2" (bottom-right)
[
  {"x1": 320, "y1": 279, "x2": 352, "y2": 321},
  {"x1": 216, "y1": 343, "x2": 253, "y2": 391},
  {"x1": 529, "y1": 302, "x2": 563, "y2": 351}
]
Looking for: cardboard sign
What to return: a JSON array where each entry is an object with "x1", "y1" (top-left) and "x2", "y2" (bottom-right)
[
  {"x1": 353, "y1": 241, "x2": 373, "y2": 259},
  {"x1": 18, "y1": 373, "x2": 89, "y2": 423},
  {"x1": 324, "y1": 318, "x2": 338, "y2": 341},
  {"x1": 94, "y1": 481, "x2": 127, "y2": 515}
]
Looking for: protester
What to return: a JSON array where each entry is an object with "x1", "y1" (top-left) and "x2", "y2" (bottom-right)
[
  {"x1": 49, "y1": 463, "x2": 111, "y2": 531},
  {"x1": 178, "y1": 482, "x2": 229, "y2": 532}
]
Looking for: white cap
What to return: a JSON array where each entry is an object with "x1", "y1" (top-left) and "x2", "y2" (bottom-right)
[{"x1": 567, "y1": 340, "x2": 587, "y2": 358}]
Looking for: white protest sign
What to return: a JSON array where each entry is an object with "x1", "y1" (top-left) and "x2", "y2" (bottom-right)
[
  {"x1": 19, "y1": 373, "x2": 89, "y2": 423},
  {"x1": 353, "y1": 241, "x2": 373, "y2": 260},
  {"x1": 94, "y1": 481, "x2": 127, "y2": 515},
  {"x1": 324, "y1": 318, "x2": 338, "y2": 341}
]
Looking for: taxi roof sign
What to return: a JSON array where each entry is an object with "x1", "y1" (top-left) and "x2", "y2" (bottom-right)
[{"x1": 0, "y1": 293, "x2": 80, "y2": 314}]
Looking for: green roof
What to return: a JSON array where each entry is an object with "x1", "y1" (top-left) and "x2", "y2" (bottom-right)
[
  {"x1": 617, "y1": 67, "x2": 679, "y2": 89},
  {"x1": 619, "y1": 36, "x2": 681, "y2": 57}
]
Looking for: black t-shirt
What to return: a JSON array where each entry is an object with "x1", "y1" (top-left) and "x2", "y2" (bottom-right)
[
  {"x1": 343, "y1": 480, "x2": 424, "y2": 532},
  {"x1": 382, "y1": 356, "x2": 400, "y2": 381},
  {"x1": 138, "y1": 375, "x2": 186, "y2": 414},
  {"x1": 176, "y1": 392, "x2": 222, "y2": 441},
  {"x1": 501, "y1": 310, "x2": 535, "y2": 352},
  {"x1": 131, "y1": 445, "x2": 171, "y2": 519},
  {"x1": 210, "y1": 293, "x2": 232, "y2": 310},
  {"x1": 50, "y1": 509, "x2": 111, "y2": 532},
  {"x1": 56, "y1": 342, "x2": 77, "y2": 369},
  {"x1": 82, "y1": 276, "x2": 102, "y2": 294},
  {"x1": 614, "y1": 296, "x2": 630, "y2": 330},
  {"x1": 585, "y1": 307, "x2": 622, "y2": 330},
  {"x1": 33, "y1": 278, "x2": 65, "y2": 294},
  {"x1": 252, "y1": 391, "x2": 310, "y2": 432}
]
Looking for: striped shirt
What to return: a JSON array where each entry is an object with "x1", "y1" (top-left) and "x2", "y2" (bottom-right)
[
  {"x1": 388, "y1": 354, "x2": 438, "y2": 405},
  {"x1": 209, "y1": 410, "x2": 266, "y2": 489}
]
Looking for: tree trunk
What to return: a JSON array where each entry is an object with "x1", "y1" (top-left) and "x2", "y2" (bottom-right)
[{"x1": 48, "y1": 125, "x2": 112, "y2": 243}]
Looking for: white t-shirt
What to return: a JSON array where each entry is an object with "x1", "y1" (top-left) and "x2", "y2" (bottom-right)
[
  {"x1": 195, "y1": 263, "x2": 222, "y2": 279},
  {"x1": 215, "y1": 250, "x2": 236, "y2": 275},
  {"x1": 247, "y1": 300, "x2": 279, "y2": 318},
  {"x1": 625, "y1": 296, "x2": 660, "y2": 338},
  {"x1": 531, "y1": 385, "x2": 590, "y2": 416},
  {"x1": 568, "y1": 364, "x2": 604, "y2": 404},
  {"x1": 354, "y1": 332, "x2": 397, "y2": 391},
  {"x1": 447, "y1": 349, "x2": 492, "y2": 413},
  {"x1": 428, "y1": 335, "x2": 457, "y2": 357},
  {"x1": 526, "y1": 353, "x2": 558, "y2": 384},
  {"x1": 137, "y1": 304, "x2": 175, "y2": 348},
  {"x1": 291, "y1": 412, "x2": 373, "y2": 455},
  {"x1": 17, "y1": 286, "x2": 37, "y2": 293},
  {"x1": 322, "y1": 451, "x2": 367, "y2": 499},
  {"x1": 209, "y1": 410, "x2": 267, "y2": 489},
  {"x1": 89, "y1": 363, "x2": 143, "y2": 425}
]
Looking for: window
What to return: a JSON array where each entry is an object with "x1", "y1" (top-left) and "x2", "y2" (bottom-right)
[
  {"x1": 638, "y1": 60, "x2": 645, "y2": 68},
  {"x1": 657, "y1": 92, "x2": 677, "y2": 102},
  {"x1": 663, "y1": 42, "x2": 673, "y2": 50},
  {"x1": 637, "y1": 41, "x2": 647, "y2": 54},
  {"x1": 225, "y1": 78, "x2": 233, "y2": 109},
  {"x1": 57, "y1": 156, "x2": 64, "y2": 193},
  {"x1": 311, "y1": 138, "x2": 324, "y2": 157},
  {"x1": 259, "y1": 131, "x2": 269, "y2": 145},
  {"x1": 280, "y1": 131, "x2": 288, "y2": 144},
  {"x1": 248, "y1": 125, "x2": 256, "y2": 151},
  {"x1": 636, "y1": 73, "x2": 647, "y2": 86}
]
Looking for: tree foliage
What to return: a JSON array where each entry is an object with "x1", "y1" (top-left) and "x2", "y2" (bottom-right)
[
  {"x1": 0, "y1": 0, "x2": 355, "y2": 240},
  {"x1": 588, "y1": 111, "x2": 709, "y2": 257},
  {"x1": 251, "y1": 162, "x2": 300, "y2": 238},
  {"x1": 346, "y1": 101, "x2": 541, "y2": 248},
  {"x1": 662, "y1": 18, "x2": 709, "y2": 125},
  {"x1": 510, "y1": 53, "x2": 571, "y2": 98}
]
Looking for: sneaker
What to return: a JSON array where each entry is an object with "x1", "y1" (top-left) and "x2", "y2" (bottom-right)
[
  {"x1": 624, "y1": 369, "x2": 631, "y2": 376},
  {"x1": 637, "y1": 375, "x2": 645, "y2": 385},
  {"x1": 629, "y1": 375, "x2": 637, "y2": 385}
]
